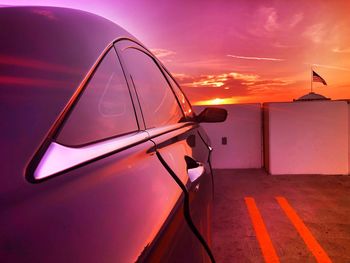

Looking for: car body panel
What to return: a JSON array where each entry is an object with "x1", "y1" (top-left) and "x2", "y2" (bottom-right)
[
  {"x1": 1, "y1": 140, "x2": 199, "y2": 262},
  {"x1": 149, "y1": 125, "x2": 213, "y2": 251},
  {"x1": 115, "y1": 39, "x2": 214, "y2": 261},
  {"x1": 0, "y1": 6, "x2": 134, "y2": 192},
  {"x1": 0, "y1": 6, "x2": 215, "y2": 263}
]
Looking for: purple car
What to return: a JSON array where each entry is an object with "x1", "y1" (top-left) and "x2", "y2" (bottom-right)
[{"x1": 0, "y1": 6, "x2": 227, "y2": 263}]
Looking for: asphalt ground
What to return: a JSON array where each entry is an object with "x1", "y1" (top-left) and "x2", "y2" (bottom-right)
[{"x1": 212, "y1": 169, "x2": 350, "y2": 263}]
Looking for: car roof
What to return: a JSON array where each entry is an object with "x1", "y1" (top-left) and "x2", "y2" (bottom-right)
[
  {"x1": 0, "y1": 6, "x2": 136, "y2": 191},
  {"x1": 0, "y1": 6, "x2": 135, "y2": 85}
]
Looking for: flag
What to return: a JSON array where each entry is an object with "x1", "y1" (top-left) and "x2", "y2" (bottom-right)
[{"x1": 312, "y1": 70, "x2": 327, "y2": 85}]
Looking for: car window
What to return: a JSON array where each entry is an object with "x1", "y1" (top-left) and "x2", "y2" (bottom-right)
[
  {"x1": 121, "y1": 48, "x2": 183, "y2": 129},
  {"x1": 163, "y1": 70, "x2": 195, "y2": 119},
  {"x1": 56, "y1": 48, "x2": 138, "y2": 146}
]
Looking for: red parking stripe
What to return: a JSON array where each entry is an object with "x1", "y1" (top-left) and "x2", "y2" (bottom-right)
[
  {"x1": 245, "y1": 197, "x2": 280, "y2": 263},
  {"x1": 276, "y1": 197, "x2": 332, "y2": 263}
]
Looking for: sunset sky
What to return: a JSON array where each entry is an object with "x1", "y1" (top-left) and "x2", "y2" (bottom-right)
[{"x1": 2, "y1": 0, "x2": 350, "y2": 105}]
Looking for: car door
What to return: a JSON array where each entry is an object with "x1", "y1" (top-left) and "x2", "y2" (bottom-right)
[
  {"x1": 15, "y1": 47, "x2": 205, "y2": 263},
  {"x1": 115, "y1": 40, "x2": 215, "y2": 263}
]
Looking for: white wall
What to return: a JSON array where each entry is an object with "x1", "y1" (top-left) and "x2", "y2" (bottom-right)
[
  {"x1": 348, "y1": 101, "x2": 350, "y2": 174},
  {"x1": 194, "y1": 104, "x2": 262, "y2": 169},
  {"x1": 264, "y1": 100, "x2": 348, "y2": 175}
]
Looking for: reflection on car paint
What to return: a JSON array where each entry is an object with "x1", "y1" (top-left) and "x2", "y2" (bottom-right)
[{"x1": 35, "y1": 131, "x2": 148, "y2": 180}]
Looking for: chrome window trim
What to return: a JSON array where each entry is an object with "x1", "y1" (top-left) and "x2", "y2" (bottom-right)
[
  {"x1": 27, "y1": 37, "x2": 192, "y2": 183},
  {"x1": 34, "y1": 131, "x2": 149, "y2": 180},
  {"x1": 33, "y1": 122, "x2": 195, "y2": 181},
  {"x1": 145, "y1": 123, "x2": 193, "y2": 139}
]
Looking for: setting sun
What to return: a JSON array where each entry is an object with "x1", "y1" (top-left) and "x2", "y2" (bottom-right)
[{"x1": 194, "y1": 97, "x2": 239, "y2": 105}]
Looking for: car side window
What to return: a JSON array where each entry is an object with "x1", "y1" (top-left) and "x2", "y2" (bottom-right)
[
  {"x1": 163, "y1": 70, "x2": 195, "y2": 119},
  {"x1": 121, "y1": 48, "x2": 183, "y2": 129},
  {"x1": 56, "y1": 48, "x2": 138, "y2": 146}
]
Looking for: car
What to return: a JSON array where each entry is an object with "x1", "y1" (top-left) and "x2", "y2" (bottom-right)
[{"x1": 0, "y1": 6, "x2": 227, "y2": 263}]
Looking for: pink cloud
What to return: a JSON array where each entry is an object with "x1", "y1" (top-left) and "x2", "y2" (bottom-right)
[
  {"x1": 150, "y1": 48, "x2": 176, "y2": 58},
  {"x1": 227, "y1": 54, "x2": 285, "y2": 61}
]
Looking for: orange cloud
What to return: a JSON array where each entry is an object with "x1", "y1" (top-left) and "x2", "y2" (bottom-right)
[
  {"x1": 306, "y1": 63, "x2": 350, "y2": 72},
  {"x1": 174, "y1": 71, "x2": 295, "y2": 105},
  {"x1": 303, "y1": 23, "x2": 328, "y2": 44},
  {"x1": 332, "y1": 47, "x2": 350, "y2": 53},
  {"x1": 178, "y1": 71, "x2": 291, "y2": 88}
]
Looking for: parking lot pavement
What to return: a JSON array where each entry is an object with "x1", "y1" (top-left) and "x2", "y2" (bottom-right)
[{"x1": 212, "y1": 169, "x2": 350, "y2": 263}]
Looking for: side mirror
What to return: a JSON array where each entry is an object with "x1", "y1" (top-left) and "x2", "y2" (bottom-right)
[{"x1": 196, "y1": 107, "x2": 227, "y2": 123}]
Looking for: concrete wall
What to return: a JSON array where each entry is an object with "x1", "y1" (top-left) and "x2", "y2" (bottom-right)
[
  {"x1": 264, "y1": 100, "x2": 348, "y2": 175},
  {"x1": 194, "y1": 104, "x2": 262, "y2": 169},
  {"x1": 348, "y1": 101, "x2": 350, "y2": 174},
  {"x1": 263, "y1": 104, "x2": 270, "y2": 172}
]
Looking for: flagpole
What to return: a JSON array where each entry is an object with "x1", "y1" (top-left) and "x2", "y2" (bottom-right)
[{"x1": 310, "y1": 65, "x2": 313, "y2": 93}]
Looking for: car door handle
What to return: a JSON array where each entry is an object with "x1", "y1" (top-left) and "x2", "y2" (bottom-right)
[
  {"x1": 188, "y1": 164, "x2": 205, "y2": 183},
  {"x1": 185, "y1": 156, "x2": 205, "y2": 183}
]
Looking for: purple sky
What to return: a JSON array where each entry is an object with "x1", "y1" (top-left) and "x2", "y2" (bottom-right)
[{"x1": 2, "y1": 0, "x2": 350, "y2": 104}]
